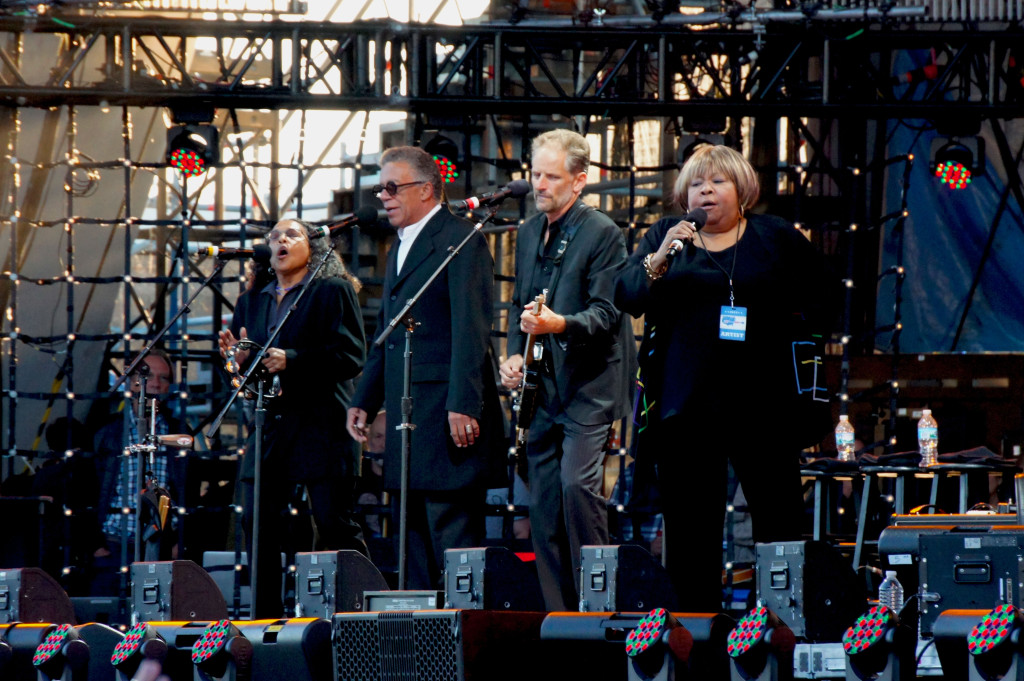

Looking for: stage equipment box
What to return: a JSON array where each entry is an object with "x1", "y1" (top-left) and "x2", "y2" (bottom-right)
[
  {"x1": 332, "y1": 609, "x2": 545, "y2": 681},
  {"x1": 363, "y1": 590, "x2": 443, "y2": 612},
  {"x1": 919, "y1": 527, "x2": 1024, "y2": 636},
  {"x1": 755, "y1": 541, "x2": 865, "y2": 642},
  {"x1": 443, "y1": 546, "x2": 543, "y2": 611},
  {"x1": 130, "y1": 560, "x2": 227, "y2": 622},
  {"x1": 294, "y1": 550, "x2": 389, "y2": 618},
  {"x1": 579, "y1": 544, "x2": 677, "y2": 612}
]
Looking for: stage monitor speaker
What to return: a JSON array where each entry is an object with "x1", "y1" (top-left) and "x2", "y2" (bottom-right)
[
  {"x1": 919, "y1": 528, "x2": 1024, "y2": 637},
  {"x1": 443, "y1": 546, "x2": 544, "y2": 611},
  {"x1": 540, "y1": 611, "x2": 734, "y2": 681},
  {"x1": 755, "y1": 540, "x2": 866, "y2": 642},
  {"x1": 333, "y1": 610, "x2": 545, "y2": 681},
  {"x1": 235, "y1": 618, "x2": 331, "y2": 681},
  {"x1": 294, "y1": 551, "x2": 389, "y2": 619},
  {"x1": 579, "y1": 545, "x2": 678, "y2": 613},
  {"x1": 130, "y1": 560, "x2": 228, "y2": 623},
  {"x1": 0, "y1": 567, "x2": 76, "y2": 625}
]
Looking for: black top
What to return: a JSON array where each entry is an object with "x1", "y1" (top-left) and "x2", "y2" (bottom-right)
[{"x1": 615, "y1": 213, "x2": 838, "y2": 428}]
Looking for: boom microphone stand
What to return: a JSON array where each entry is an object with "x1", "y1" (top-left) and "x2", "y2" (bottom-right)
[{"x1": 374, "y1": 207, "x2": 499, "y2": 590}]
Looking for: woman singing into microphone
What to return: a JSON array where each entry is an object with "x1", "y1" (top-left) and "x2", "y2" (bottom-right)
[
  {"x1": 218, "y1": 218, "x2": 368, "y2": 618},
  {"x1": 614, "y1": 144, "x2": 839, "y2": 612}
]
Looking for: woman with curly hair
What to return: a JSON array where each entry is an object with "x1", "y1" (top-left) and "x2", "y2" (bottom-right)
[{"x1": 218, "y1": 217, "x2": 367, "y2": 618}]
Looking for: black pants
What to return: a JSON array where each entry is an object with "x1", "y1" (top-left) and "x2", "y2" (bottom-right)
[
  {"x1": 241, "y1": 470, "x2": 367, "y2": 619},
  {"x1": 395, "y1": 488, "x2": 485, "y2": 590},
  {"x1": 649, "y1": 411, "x2": 804, "y2": 612}
]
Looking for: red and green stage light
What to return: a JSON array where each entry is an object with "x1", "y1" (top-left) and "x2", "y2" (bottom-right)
[
  {"x1": 111, "y1": 622, "x2": 168, "y2": 679},
  {"x1": 843, "y1": 604, "x2": 895, "y2": 655},
  {"x1": 842, "y1": 604, "x2": 916, "y2": 681},
  {"x1": 726, "y1": 606, "x2": 797, "y2": 681},
  {"x1": 968, "y1": 603, "x2": 1018, "y2": 656},
  {"x1": 166, "y1": 124, "x2": 219, "y2": 177},
  {"x1": 32, "y1": 623, "x2": 88, "y2": 681},
  {"x1": 191, "y1": 619, "x2": 252, "y2": 681},
  {"x1": 930, "y1": 136, "x2": 983, "y2": 191},
  {"x1": 728, "y1": 606, "x2": 769, "y2": 658},
  {"x1": 424, "y1": 135, "x2": 460, "y2": 184},
  {"x1": 626, "y1": 607, "x2": 674, "y2": 658},
  {"x1": 32, "y1": 624, "x2": 74, "y2": 667}
]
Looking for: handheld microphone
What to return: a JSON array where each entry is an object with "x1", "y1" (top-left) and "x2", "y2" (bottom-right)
[
  {"x1": 309, "y1": 205, "x2": 380, "y2": 239},
  {"x1": 449, "y1": 179, "x2": 531, "y2": 212},
  {"x1": 193, "y1": 243, "x2": 273, "y2": 261},
  {"x1": 666, "y1": 208, "x2": 708, "y2": 259}
]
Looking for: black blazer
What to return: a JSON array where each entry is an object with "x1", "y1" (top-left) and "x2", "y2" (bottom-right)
[
  {"x1": 352, "y1": 207, "x2": 504, "y2": 491},
  {"x1": 231, "y1": 275, "x2": 366, "y2": 482},
  {"x1": 506, "y1": 201, "x2": 636, "y2": 426}
]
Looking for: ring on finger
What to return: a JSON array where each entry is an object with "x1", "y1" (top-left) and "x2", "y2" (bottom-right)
[{"x1": 464, "y1": 424, "x2": 473, "y2": 433}]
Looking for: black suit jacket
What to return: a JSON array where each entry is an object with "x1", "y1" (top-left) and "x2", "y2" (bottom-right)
[
  {"x1": 352, "y1": 207, "x2": 504, "y2": 491},
  {"x1": 231, "y1": 275, "x2": 366, "y2": 482},
  {"x1": 506, "y1": 200, "x2": 636, "y2": 426}
]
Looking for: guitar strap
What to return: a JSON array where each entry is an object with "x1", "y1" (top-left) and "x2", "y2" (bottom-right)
[{"x1": 541, "y1": 199, "x2": 592, "y2": 300}]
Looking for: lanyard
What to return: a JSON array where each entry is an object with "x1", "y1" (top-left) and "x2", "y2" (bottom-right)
[{"x1": 696, "y1": 221, "x2": 741, "y2": 307}]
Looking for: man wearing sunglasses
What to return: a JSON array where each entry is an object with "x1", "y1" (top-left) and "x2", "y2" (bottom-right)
[{"x1": 347, "y1": 145, "x2": 503, "y2": 589}]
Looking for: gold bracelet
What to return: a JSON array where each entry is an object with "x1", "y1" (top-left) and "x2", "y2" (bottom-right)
[{"x1": 643, "y1": 252, "x2": 666, "y2": 281}]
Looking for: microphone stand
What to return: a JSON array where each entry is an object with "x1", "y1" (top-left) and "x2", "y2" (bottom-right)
[
  {"x1": 374, "y1": 207, "x2": 498, "y2": 590},
  {"x1": 110, "y1": 259, "x2": 229, "y2": 393},
  {"x1": 206, "y1": 247, "x2": 334, "y2": 618}
]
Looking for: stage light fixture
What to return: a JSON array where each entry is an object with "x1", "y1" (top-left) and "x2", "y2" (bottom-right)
[
  {"x1": 32, "y1": 623, "x2": 89, "y2": 681},
  {"x1": 842, "y1": 604, "x2": 914, "y2": 681},
  {"x1": 930, "y1": 136, "x2": 983, "y2": 190},
  {"x1": 726, "y1": 605, "x2": 796, "y2": 681},
  {"x1": 965, "y1": 603, "x2": 1024, "y2": 681},
  {"x1": 110, "y1": 622, "x2": 168, "y2": 681},
  {"x1": 191, "y1": 619, "x2": 252, "y2": 681},
  {"x1": 624, "y1": 607, "x2": 698, "y2": 681},
  {"x1": 424, "y1": 135, "x2": 460, "y2": 184},
  {"x1": 166, "y1": 124, "x2": 219, "y2": 177}
]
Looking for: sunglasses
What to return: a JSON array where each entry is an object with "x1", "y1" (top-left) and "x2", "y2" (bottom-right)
[{"x1": 372, "y1": 180, "x2": 427, "y2": 197}]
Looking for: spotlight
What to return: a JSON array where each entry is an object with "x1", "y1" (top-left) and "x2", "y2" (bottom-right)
[
  {"x1": 624, "y1": 608, "x2": 733, "y2": 680},
  {"x1": 110, "y1": 622, "x2": 168, "y2": 681},
  {"x1": 966, "y1": 603, "x2": 1024, "y2": 681},
  {"x1": 191, "y1": 619, "x2": 252, "y2": 681},
  {"x1": 424, "y1": 135, "x2": 460, "y2": 184},
  {"x1": 726, "y1": 605, "x2": 796, "y2": 681},
  {"x1": 842, "y1": 605, "x2": 915, "y2": 681},
  {"x1": 166, "y1": 124, "x2": 219, "y2": 177},
  {"x1": 32, "y1": 623, "x2": 89, "y2": 681},
  {"x1": 930, "y1": 137, "x2": 984, "y2": 190}
]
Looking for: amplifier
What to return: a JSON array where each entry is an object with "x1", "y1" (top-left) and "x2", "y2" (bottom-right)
[
  {"x1": 332, "y1": 609, "x2": 545, "y2": 681},
  {"x1": 579, "y1": 545, "x2": 677, "y2": 613},
  {"x1": 755, "y1": 541, "x2": 865, "y2": 642},
  {"x1": 443, "y1": 547, "x2": 543, "y2": 611},
  {"x1": 363, "y1": 590, "x2": 443, "y2": 612},
  {"x1": 294, "y1": 550, "x2": 389, "y2": 619},
  {"x1": 919, "y1": 528, "x2": 1024, "y2": 636}
]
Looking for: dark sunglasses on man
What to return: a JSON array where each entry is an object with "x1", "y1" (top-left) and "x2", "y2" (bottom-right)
[{"x1": 372, "y1": 180, "x2": 427, "y2": 197}]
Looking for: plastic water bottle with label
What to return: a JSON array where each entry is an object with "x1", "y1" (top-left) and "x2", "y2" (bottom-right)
[
  {"x1": 918, "y1": 408, "x2": 939, "y2": 467},
  {"x1": 835, "y1": 415, "x2": 855, "y2": 462},
  {"x1": 878, "y1": 570, "x2": 904, "y2": 614}
]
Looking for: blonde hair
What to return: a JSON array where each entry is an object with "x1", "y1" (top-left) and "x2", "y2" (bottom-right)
[
  {"x1": 674, "y1": 144, "x2": 760, "y2": 212},
  {"x1": 531, "y1": 129, "x2": 591, "y2": 175}
]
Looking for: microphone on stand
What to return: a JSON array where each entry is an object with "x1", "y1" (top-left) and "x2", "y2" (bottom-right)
[
  {"x1": 448, "y1": 179, "x2": 531, "y2": 212},
  {"x1": 666, "y1": 208, "x2": 708, "y2": 259},
  {"x1": 191, "y1": 243, "x2": 273, "y2": 261},
  {"x1": 309, "y1": 205, "x2": 380, "y2": 239}
]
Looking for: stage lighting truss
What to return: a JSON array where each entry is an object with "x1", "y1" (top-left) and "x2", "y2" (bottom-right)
[
  {"x1": 32, "y1": 623, "x2": 88, "y2": 681},
  {"x1": 930, "y1": 136, "x2": 984, "y2": 190},
  {"x1": 726, "y1": 605, "x2": 796, "y2": 680},
  {"x1": 191, "y1": 619, "x2": 252, "y2": 681},
  {"x1": 166, "y1": 124, "x2": 220, "y2": 177},
  {"x1": 110, "y1": 622, "x2": 168, "y2": 679}
]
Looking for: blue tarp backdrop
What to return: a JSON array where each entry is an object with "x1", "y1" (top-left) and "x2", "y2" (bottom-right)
[{"x1": 878, "y1": 119, "x2": 1024, "y2": 353}]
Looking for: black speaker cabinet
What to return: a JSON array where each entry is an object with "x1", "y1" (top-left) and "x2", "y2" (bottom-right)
[
  {"x1": 755, "y1": 540, "x2": 866, "y2": 642},
  {"x1": 294, "y1": 551, "x2": 389, "y2": 619},
  {"x1": 443, "y1": 546, "x2": 544, "y2": 611},
  {"x1": 332, "y1": 610, "x2": 545, "y2": 681},
  {"x1": 919, "y1": 528, "x2": 1024, "y2": 637},
  {"x1": 579, "y1": 545, "x2": 678, "y2": 613},
  {"x1": 0, "y1": 567, "x2": 76, "y2": 624},
  {"x1": 130, "y1": 560, "x2": 228, "y2": 622}
]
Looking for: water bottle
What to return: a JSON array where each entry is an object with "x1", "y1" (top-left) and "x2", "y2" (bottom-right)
[
  {"x1": 878, "y1": 570, "x2": 904, "y2": 614},
  {"x1": 835, "y1": 415, "x2": 855, "y2": 462},
  {"x1": 918, "y1": 408, "x2": 939, "y2": 467}
]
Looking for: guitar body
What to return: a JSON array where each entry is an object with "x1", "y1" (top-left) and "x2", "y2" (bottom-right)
[{"x1": 512, "y1": 291, "x2": 547, "y2": 452}]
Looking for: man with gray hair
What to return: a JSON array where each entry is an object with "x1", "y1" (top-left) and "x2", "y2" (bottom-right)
[
  {"x1": 499, "y1": 129, "x2": 635, "y2": 611},
  {"x1": 348, "y1": 145, "x2": 504, "y2": 589}
]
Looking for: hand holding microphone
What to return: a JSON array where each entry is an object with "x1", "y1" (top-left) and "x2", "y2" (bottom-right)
[{"x1": 665, "y1": 207, "x2": 708, "y2": 259}]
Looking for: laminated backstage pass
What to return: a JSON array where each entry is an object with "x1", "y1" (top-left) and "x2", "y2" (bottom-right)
[{"x1": 719, "y1": 305, "x2": 747, "y2": 341}]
